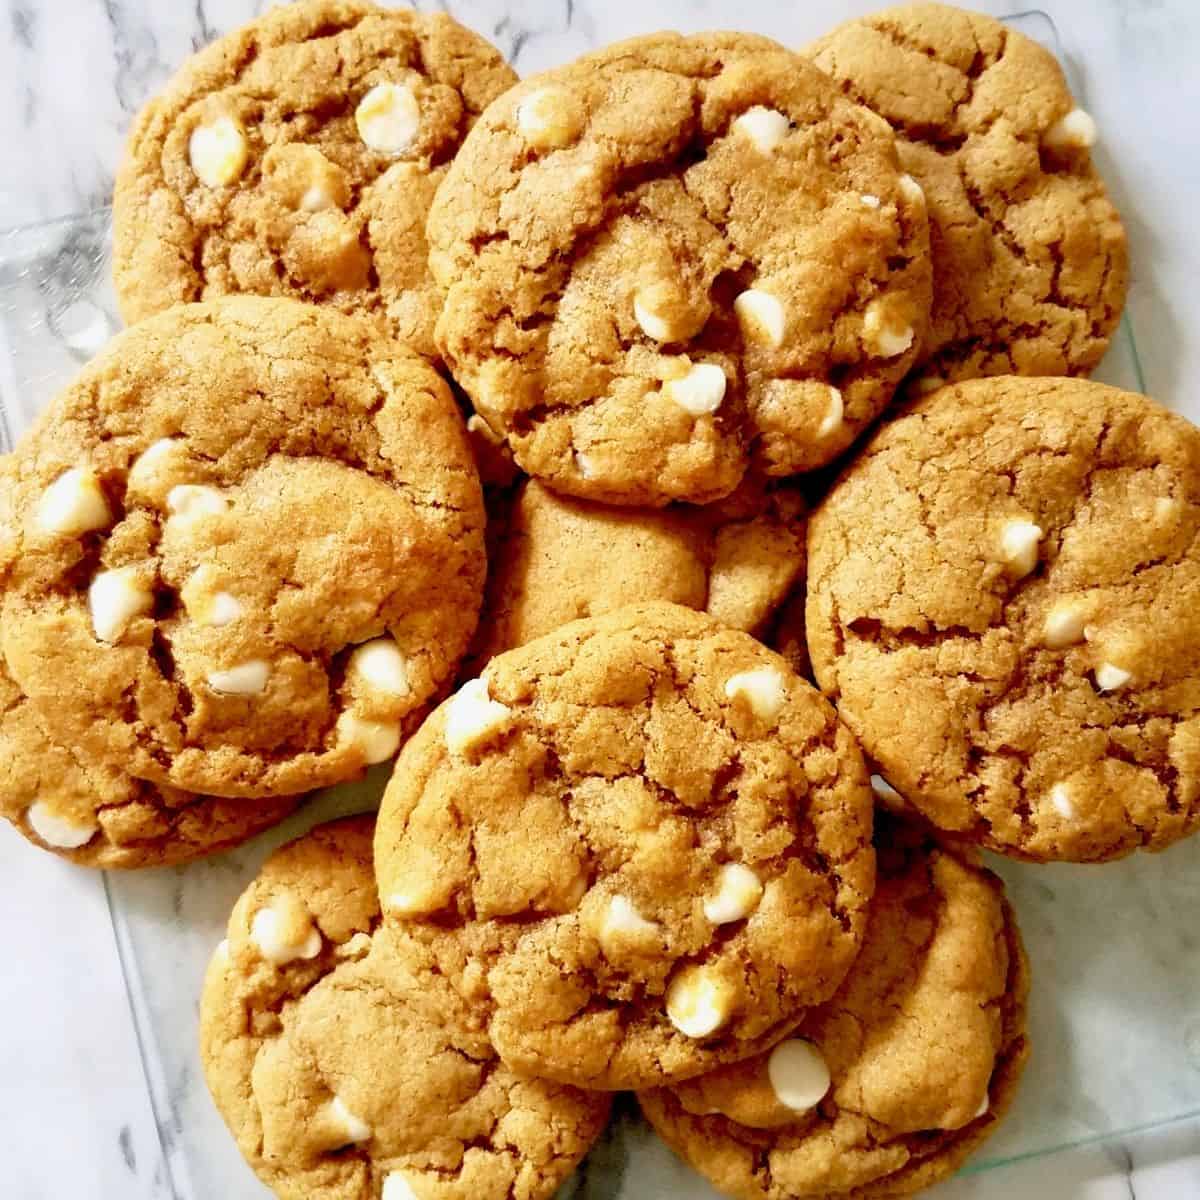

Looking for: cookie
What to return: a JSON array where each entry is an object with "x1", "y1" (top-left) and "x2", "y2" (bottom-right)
[
  {"x1": 807, "y1": 3, "x2": 1128, "y2": 384},
  {"x1": 427, "y1": 31, "x2": 932, "y2": 505},
  {"x1": 375, "y1": 602, "x2": 875, "y2": 1090},
  {"x1": 0, "y1": 297, "x2": 485, "y2": 800},
  {"x1": 639, "y1": 819, "x2": 1029, "y2": 1200},
  {"x1": 201, "y1": 816, "x2": 610, "y2": 1200},
  {"x1": 470, "y1": 475, "x2": 806, "y2": 666},
  {"x1": 112, "y1": 0, "x2": 516, "y2": 357},
  {"x1": 807, "y1": 376, "x2": 1200, "y2": 862}
]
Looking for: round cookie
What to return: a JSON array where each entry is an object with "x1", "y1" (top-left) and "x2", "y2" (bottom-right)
[
  {"x1": 807, "y1": 3, "x2": 1128, "y2": 384},
  {"x1": 806, "y1": 376, "x2": 1200, "y2": 862},
  {"x1": 375, "y1": 602, "x2": 876, "y2": 1090},
  {"x1": 201, "y1": 816, "x2": 610, "y2": 1200},
  {"x1": 112, "y1": 0, "x2": 517, "y2": 356},
  {"x1": 638, "y1": 820, "x2": 1029, "y2": 1200},
  {"x1": 470, "y1": 475, "x2": 806, "y2": 666},
  {"x1": 428, "y1": 31, "x2": 932, "y2": 505},
  {"x1": 0, "y1": 297, "x2": 486, "y2": 800}
]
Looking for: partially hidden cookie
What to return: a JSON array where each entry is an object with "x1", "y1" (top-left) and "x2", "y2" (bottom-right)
[
  {"x1": 639, "y1": 819, "x2": 1029, "y2": 1199},
  {"x1": 375, "y1": 603, "x2": 875, "y2": 1090},
  {"x1": 428, "y1": 31, "x2": 932, "y2": 505},
  {"x1": 201, "y1": 816, "x2": 610, "y2": 1200},
  {"x1": 807, "y1": 376, "x2": 1200, "y2": 862},
  {"x1": 470, "y1": 475, "x2": 806, "y2": 667},
  {"x1": 113, "y1": 0, "x2": 517, "y2": 357},
  {"x1": 0, "y1": 297, "x2": 485, "y2": 800},
  {"x1": 807, "y1": 3, "x2": 1128, "y2": 384}
]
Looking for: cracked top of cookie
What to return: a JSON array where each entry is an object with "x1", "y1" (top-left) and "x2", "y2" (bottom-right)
[
  {"x1": 201, "y1": 816, "x2": 610, "y2": 1200},
  {"x1": 638, "y1": 820, "x2": 1029, "y2": 1200},
  {"x1": 0, "y1": 297, "x2": 485, "y2": 800},
  {"x1": 112, "y1": 0, "x2": 516, "y2": 357},
  {"x1": 469, "y1": 474, "x2": 807, "y2": 668},
  {"x1": 807, "y1": 2, "x2": 1128, "y2": 384},
  {"x1": 374, "y1": 603, "x2": 875, "y2": 1091},
  {"x1": 807, "y1": 376, "x2": 1200, "y2": 862},
  {"x1": 428, "y1": 31, "x2": 932, "y2": 505}
]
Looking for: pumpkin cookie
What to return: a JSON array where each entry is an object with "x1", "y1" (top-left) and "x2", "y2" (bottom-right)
[
  {"x1": 375, "y1": 603, "x2": 875, "y2": 1090},
  {"x1": 470, "y1": 475, "x2": 806, "y2": 666},
  {"x1": 112, "y1": 0, "x2": 516, "y2": 357},
  {"x1": 807, "y1": 376, "x2": 1200, "y2": 862},
  {"x1": 0, "y1": 297, "x2": 485, "y2": 800},
  {"x1": 807, "y1": 2, "x2": 1128, "y2": 383},
  {"x1": 639, "y1": 819, "x2": 1029, "y2": 1199},
  {"x1": 201, "y1": 816, "x2": 610, "y2": 1200},
  {"x1": 428, "y1": 31, "x2": 932, "y2": 504}
]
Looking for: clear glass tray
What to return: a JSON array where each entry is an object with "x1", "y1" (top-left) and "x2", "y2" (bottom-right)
[{"x1": 1, "y1": 11, "x2": 1198, "y2": 1199}]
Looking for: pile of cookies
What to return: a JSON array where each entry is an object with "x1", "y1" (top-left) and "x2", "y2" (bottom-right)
[{"x1": 1, "y1": 1, "x2": 1195, "y2": 1197}]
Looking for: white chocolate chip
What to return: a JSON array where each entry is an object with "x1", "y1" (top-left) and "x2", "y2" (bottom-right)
[
  {"x1": 27, "y1": 802, "x2": 98, "y2": 850},
  {"x1": 817, "y1": 386, "x2": 844, "y2": 438},
  {"x1": 337, "y1": 712, "x2": 402, "y2": 765},
  {"x1": 515, "y1": 85, "x2": 583, "y2": 151},
  {"x1": 859, "y1": 193, "x2": 881, "y2": 209},
  {"x1": 767, "y1": 1039, "x2": 832, "y2": 1112},
  {"x1": 1094, "y1": 662, "x2": 1132, "y2": 693},
  {"x1": 127, "y1": 438, "x2": 188, "y2": 504},
  {"x1": 207, "y1": 660, "x2": 271, "y2": 696},
  {"x1": 703, "y1": 863, "x2": 763, "y2": 925},
  {"x1": 1043, "y1": 108, "x2": 1097, "y2": 152},
  {"x1": 663, "y1": 363, "x2": 727, "y2": 417},
  {"x1": 88, "y1": 565, "x2": 155, "y2": 644},
  {"x1": 189, "y1": 115, "x2": 249, "y2": 188},
  {"x1": 36, "y1": 467, "x2": 112, "y2": 536},
  {"x1": 598, "y1": 895, "x2": 661, "y2": 955},
  {"x1": 349, "y1": 637, "x2": 411, "y2": 697},
  {"x1": 871, "y1": 774, "x2": 903, "y2": 804},
  {"x1": 327, "y1": 1096, "x2": 372, "y2": 1145},
  {"x1": 666, "y1": 965, "x2": 733, "y2": 1039},
  {"x1": 910, "y1": 374, "x2": 945, "y2": 397},
  {"x1": 723, "y1": 666, "x2": 787, "y2": 723},
  {"x1": 999, "y1": 518, "x2": 1043, "y2": 578},
  {"x1": 634, "y1": 285, "x2": 687, "y2": 343},
  {"x1": 355, "y1": 82, "x2": 421, "y2": 155},
  {"x1": 336, "y1": 931, "x2": 372, "y2": 960},
  {"x1": 182, "y1": 566, "x2": 244, "y2": 628},
  {"x1": 734, "y1": 289, "x2": 786, "y2": 348},
  {"x1": 862, "y1": 298, "x2": 915, "y2": 358},
  {"x1": 574, "y1": 450, "x2": 596, "y2": 479},
  {"x1": 250, "y1": 903, "x2": 322, "y2": 965},
  {"x1": 898, "y1": 173, "x2": 925, "y2": 205},
  {"x1": 444, "y1": 677, "x2": 512, "y2": 756},
  {"x1": 732, "y1": 106, "x2": 791, "y2": 154},
  {"x1": 1050, "y1": 782, "x2": 1076, "y2": 820},
  {"x1": 974, "y1": 1092, "x2": 991, "y2": 1119},
  {"x1": 167, "y1": 484, "x2": 229, "y2": 523},
  {"x1": 382, "y1": 1176, "x2": 420, "y2": 1200},
  {"x1": 1043, "y1": 600, "x2": 1088, "y2": 648},
  {"x1": 301, "y1": 185, "x2": 334, "y2": 212}
]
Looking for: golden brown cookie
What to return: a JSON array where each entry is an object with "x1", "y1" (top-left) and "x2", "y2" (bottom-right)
[
  {"x1": 201, "y1": 816, "x2": 610, "y2": 1200},
  {"x1": 428, "y1": 32, "x2": 932, "y2": 505},
  {"x1": 470, "y1": 475, "x2": 806, "y2": 666},
  {"x1": 375, "y1": 603, "x2": 875, "y2": 1090},
  {"x1": 0, "y1": 297, "x2": 485, "y2": 800},
  {"x1": 638, "y1": 819, "x2": 1029, "y2": 1199},
  {"x1": 807, "y1": 3, "x2": 1128, "y2": 384},
  {"x1": 112, "y1": 0, "x2": 516, "y2": 356},
  {"x1": 807, "y1": 376, "x2": 1200, "y2": 862}
]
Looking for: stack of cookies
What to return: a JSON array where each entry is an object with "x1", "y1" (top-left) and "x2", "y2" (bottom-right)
[{"x1": 1, "y1": 2, "x2": 1196, "y2": 1198}]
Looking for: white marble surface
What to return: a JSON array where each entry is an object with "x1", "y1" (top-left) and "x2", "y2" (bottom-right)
[{"x1": 1, "y1": 2, "x2": 1200, "y2": 1198}]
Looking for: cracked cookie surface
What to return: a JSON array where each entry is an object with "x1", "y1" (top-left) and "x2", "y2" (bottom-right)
[
  {"x1": 201, "y1": 816, "x2": 610, "y2": 1200},
  {"x1": 638, "y1": 819, "x2": 1029, "y2": 1200},
  {"x1": 807, "y1": 2, "x2": 1128, "y2": 384},
  {"x1": 375, "y1": 603, "x2": 875, "y2": 1090},
  {"x1": 807, "y1": 376, "x2": 1200, "y2": 862},
  {"x1": 0, "y1": 297, "x2": 485, "y2": 800},
  {"x1": 428, "y1": 31, "x2": 932, "y2": 505},
  {"x1": 113, "y1": 0, "x2": 516, "y2": 357},
  {"x1": 469, "y1": 474, "x2": 806, "y2": 668}
]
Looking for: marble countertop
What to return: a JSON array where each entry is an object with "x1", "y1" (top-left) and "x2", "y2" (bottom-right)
[{"x1": 1, "y1": 1, "x2": 1199, "y2": 1197}]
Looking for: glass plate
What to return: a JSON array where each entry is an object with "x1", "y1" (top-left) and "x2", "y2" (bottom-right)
[{"x1": 1, "y1": 11, "x2": 1198, "y2": 1199}]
